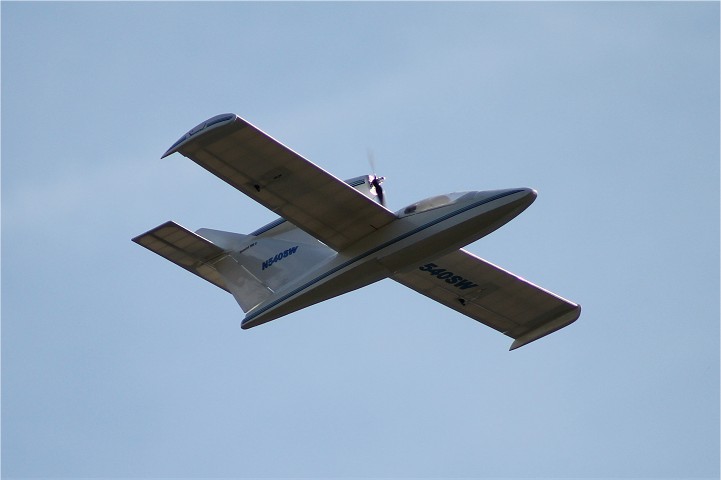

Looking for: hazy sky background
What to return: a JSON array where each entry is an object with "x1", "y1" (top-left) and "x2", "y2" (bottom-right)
[{"x1": 2, "y1": 2, "x2": 719, "y2": 478}]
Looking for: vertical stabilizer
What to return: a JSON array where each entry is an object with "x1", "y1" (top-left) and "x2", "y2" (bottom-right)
[{"x1": 197, "y1": 228, "x2": 335, "y2": 312}]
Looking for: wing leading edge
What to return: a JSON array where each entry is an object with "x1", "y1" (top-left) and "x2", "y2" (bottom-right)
[
  {"x1": 392, "y1": 249, "x2": 580, "y2": 350},
  {"x1": 161, "y1": 114, "x2": 397, "y2": 252}
]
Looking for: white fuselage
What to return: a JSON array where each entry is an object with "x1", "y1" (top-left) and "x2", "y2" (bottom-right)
[{"x1": 241, "y1": 188, "x2": 536, "y2": 328}]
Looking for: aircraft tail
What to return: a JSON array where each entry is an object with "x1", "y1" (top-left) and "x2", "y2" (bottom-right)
[{"x1": 133, "y1": 222, "x2": 333, "y2": 313}]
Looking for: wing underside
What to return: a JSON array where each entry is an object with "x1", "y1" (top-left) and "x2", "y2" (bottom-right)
[
  {"x1": 392, "y1": 249, "x2": 580, "y2": 350},
  {"x1": 162, "y1": 114, "x2": 397, "y2": 251}
]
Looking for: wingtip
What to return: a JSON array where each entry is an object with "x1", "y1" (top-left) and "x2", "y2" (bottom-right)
[
  {"x1": 160, "y1": 113, "x2": 238, "y2": 159},
  {"x1": 508, "y1": 304, "x2": 581, "y2": 351}
]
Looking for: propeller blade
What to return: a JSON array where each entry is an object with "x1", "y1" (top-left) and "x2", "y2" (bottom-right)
[
  {"x1": 377, "y1": 183, "x2": 386, "y2": 207},
  {"x1": 367, "y1": 149, "x2": 386, "y2": 207},
  {"x1": 367, "y1": 149, "x2": 376, "y2": 175},
  {"x1": 370, "y1": 175, "x2": 386, "y2": 207}
]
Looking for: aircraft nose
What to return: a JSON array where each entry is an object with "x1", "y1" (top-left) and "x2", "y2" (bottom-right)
[
  {"x1": 517, "y1": 188, "x2": 537, "y2": 207},
  {"x1": 476, "y1": 187, "x2": 537, "y2": 209},
  {"x1": 478, "y1": 188, "x2": 537, "y2": 203}
]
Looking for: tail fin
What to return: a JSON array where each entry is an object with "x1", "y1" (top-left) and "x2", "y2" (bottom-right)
[
  {"x1": 197, "y1": 227, "x2": 333, "y2": 291},
  {"x1": 133, "y1": 222, "x2": 334, "y2": 313}
]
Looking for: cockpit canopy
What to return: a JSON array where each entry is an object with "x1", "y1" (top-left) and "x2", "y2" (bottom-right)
[{"x1": 396, "y1": 191, "x2": 474, "y2": 217}]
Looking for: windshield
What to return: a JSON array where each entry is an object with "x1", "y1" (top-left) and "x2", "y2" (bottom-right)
[{"x1": 396, "y1": 192, "x2": 473, "y2": 217}]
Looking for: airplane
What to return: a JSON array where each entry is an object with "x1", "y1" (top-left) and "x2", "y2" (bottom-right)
[{"x1": 133, "y1": 113, "x2": 580, "y2": 350}]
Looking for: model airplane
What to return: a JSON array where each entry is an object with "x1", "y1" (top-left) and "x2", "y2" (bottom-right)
[{"x1": 133, "y1": 113, "x2": 580, "y2": 350}]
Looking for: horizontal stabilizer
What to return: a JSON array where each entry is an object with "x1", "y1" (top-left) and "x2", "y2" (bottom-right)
[
  {"x1": 132, "y1": 221, "x2": 229, "y2": 292},
  {"x1": 133, "y1": 222, "x2": 279, "y2": 312}
]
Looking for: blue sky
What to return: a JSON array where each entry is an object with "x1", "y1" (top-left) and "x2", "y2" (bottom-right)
[{"x1": 2, "y1": 2, "x2": 719, "y2": 478}]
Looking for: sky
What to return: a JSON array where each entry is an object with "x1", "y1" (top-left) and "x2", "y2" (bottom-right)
[{"x1": 2, "y1": 2, "x2": 719, "y2": 479}]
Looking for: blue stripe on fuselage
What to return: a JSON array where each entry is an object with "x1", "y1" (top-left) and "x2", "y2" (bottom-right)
[{"x1": 242, "y1": 189, "x2": 522, "y2": 325}]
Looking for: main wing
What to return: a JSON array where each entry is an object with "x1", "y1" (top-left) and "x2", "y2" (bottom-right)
[
  {"x1": 161, "y1": 114, "x2": 397, "y2": 252},
  {"x1": 392, "y1": 249, "x2": 580, "y2": 350}
]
